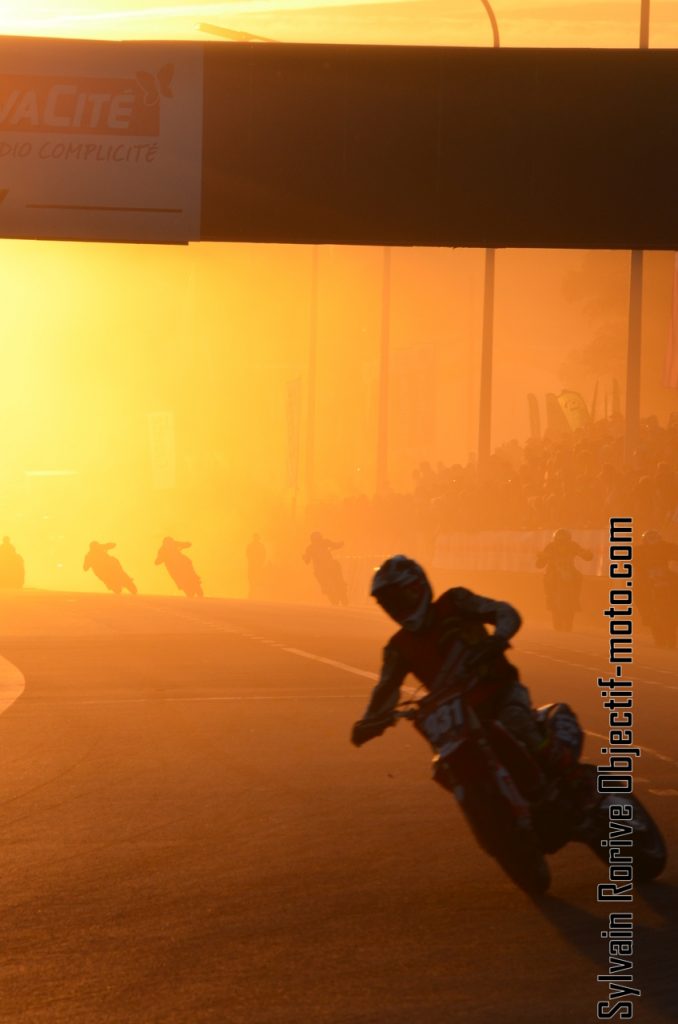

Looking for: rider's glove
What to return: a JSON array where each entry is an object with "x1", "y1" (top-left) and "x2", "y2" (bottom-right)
[{"x1": 351, "y1": 716, "x2": 392, "y2": 747}]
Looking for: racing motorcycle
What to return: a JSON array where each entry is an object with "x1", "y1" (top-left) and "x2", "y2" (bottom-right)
[
  {"x1": 640, "y1": 569, "x2": 677, "y2": 649},
  {"x1": 386, "y1": 682, "x2": 666, "y2": 895},
  {"x1": 155, "y1": 539, "x2": 203, "y2": 598},
  {"x1": 83, "y1": 542, "x2": 137, "y2": 596},
  {"x1": 317, "y1": 559, "x2": 348, "y2": 607},
  {"x1": 543, "y1": 564, "x2": 580, "y2": 632}
]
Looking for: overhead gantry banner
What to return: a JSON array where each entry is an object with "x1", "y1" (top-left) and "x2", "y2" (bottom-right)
[
  {"x1": 0, "y1": 36, "x2": 203, "y2": 243},
  {"x1": 1, "y1": 35, "x2": 677, "y2": 249}
]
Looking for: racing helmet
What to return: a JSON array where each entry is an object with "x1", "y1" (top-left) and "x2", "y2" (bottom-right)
[
  {"x1": 552, "y1": 528, "x2": 572, "y2": 543},
  {"x1": 371, "y1": 555, "x2": 432, "y2": 631}
]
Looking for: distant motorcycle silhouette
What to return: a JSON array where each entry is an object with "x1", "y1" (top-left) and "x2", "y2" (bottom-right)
[
  {"x1": 536, "y1": 529, "x2": 592, "y2": 632},
  {"x1": 83, "y1": 541, "x2": 137, "y2": 595},
  {"x1": 303, "y1": 532, "x2": 348, "y2": 606},
  {"x1": 155, "y1": 537, "x2": 203, "y2": 597},
  {"x1": 0, "y1": 536, "x2": 25, "y2": 589},
  {"x1": 637, "y1": 531, "x2": 678, "y2": 649}
]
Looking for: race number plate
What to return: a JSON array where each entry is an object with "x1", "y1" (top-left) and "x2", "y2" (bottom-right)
[{"x1": 420, "y1": 696, "x2": 466, "y2": 750}]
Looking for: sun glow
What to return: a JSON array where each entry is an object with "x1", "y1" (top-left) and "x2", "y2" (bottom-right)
[{"x1": 0, "y1": 0, "x2": 675, "y2": 47}]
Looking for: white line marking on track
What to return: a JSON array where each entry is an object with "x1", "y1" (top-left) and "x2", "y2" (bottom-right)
[
  {"x1": 282, "y1": 647, "x2": 379, "y2": 681},
  {"x1": 26, "y1": 694, "x2": 361, "y2": 704},
  {"x1": 90, "y1": 603, "x2": 678, "y2": 768},
  {"x1": 0, "y1": 655, "x2": 25, "y2": 716},
  {"x1": 153, "y1": 607, "x2": 678, "y2": 763},
  {"x1": 523, "y1": 651, "x2": 592, "y2": 671},
  {"x1": 152, "y1": 606, "x2": 383, "y2": 683},
  {"x1": 586, "y1": 730, "x2": 678, "y2": 767},
  {"x1": 522, "y1": 648, "x2": 676, "y2": 692},
  {"x1": 522, "y1": 639, "x2": 677, "y2": 678}
]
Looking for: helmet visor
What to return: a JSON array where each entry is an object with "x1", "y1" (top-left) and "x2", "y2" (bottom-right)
[{"x1": 375, "y1": 580, "x2": 427, "y2": 625}]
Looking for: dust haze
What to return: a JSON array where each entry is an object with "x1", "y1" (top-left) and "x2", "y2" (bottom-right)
[{"x1": 1, "y1": 240, "x2": 675, "y2": 602}]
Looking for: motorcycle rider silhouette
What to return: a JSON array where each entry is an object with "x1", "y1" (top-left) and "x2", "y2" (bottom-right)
[
  {"x1": 351, "y1": 556, "x2": 549, "y2": 765},
  {"x1": 83, "y1": 541, "x2": 137, "y2": 595},
  {"x1": 636, "y1": 530, "x2": 678, "y2": 647},
  {"x1": 536, "y1": 528, "x2": 593, "y2": 631},
  {"x1": 155, "y1": 537, "x2": 203, "y2": 597},
  {"x1": 303, "y1": 531, "x2": 348, "y2": 606},
  {"x1": 350, "y1": 556, "x2": 666, "y2": 891}
]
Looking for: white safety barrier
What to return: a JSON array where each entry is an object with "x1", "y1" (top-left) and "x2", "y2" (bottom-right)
[{"x1": 433, "y1": 531, "x2": 607, "y2": 576}]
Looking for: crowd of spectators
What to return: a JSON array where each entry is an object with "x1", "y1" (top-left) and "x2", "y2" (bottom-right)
[{"x1": 301, "y1": 413, "x2": 678, "y2": 558}]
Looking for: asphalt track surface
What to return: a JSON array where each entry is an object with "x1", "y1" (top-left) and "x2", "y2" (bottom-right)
[{"x1": 0, "y1": 591, "x2": 676, "y2": 1024}]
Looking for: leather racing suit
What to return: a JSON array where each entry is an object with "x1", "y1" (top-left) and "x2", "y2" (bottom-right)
[{"x1": 353, "y1": 587, "x2": 543, "y2": 754}]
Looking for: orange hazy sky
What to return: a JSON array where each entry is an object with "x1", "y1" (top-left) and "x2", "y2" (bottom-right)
[{"x1": 0, "y1": 0, "x2": 677, "y2": 47}]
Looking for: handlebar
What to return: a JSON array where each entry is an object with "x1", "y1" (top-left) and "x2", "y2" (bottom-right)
[
  {"x1": 392, "y1": 708, "x2": 418, "y2": 721},
  {"x1": 391, "y1": 660, "x2": 498, "y2": 724}
]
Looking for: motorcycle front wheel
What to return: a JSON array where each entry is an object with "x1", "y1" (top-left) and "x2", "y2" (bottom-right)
[
  {"x1": 464, "y1": 788, "x2": 551, "y2": 896},
  {"x1": 586, "y1": 792, "x2": 667, "y2": 882}
]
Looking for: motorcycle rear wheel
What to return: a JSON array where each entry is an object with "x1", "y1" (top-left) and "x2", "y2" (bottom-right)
[
  {"x1": 464, "y1": 790, "x2": 551, "y2": 895},
  {"x1": 494, "y1": 826, "x2": 551, "y2": 895}
]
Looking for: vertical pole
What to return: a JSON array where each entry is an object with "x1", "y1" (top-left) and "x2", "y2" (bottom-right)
[
  {"x1": 625, "y1": 0, "x2": 650, "y2": 463},
  {"x1": 639, "y1": 0, "x2": 650, "y2": 47},
  {"x1": 478, "y1": 246, "x2": 496, "y2": 468},
  {"x1": 625, "y1": 251, "x2": 643, "y2": 462},
  {"x1": 376, "y1": 246, "x2": 391, "y2": 495},
  {"x1": 477, "y1": 0, "x2": 500, "y2": 47},
  {"x1": 306, "y1": 245, "x2": 319, "y2": 505},
  {"x1": 475, "y1": 1, "x2": 499, "y2": 472}
]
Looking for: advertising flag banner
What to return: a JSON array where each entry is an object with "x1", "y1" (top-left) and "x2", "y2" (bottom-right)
[
  {"x1": 0, "y1": 37, "x2": 203, "y2": 243},
  {"x1": 557, "y1": 389, "x2": 590, "y2": 430}
]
